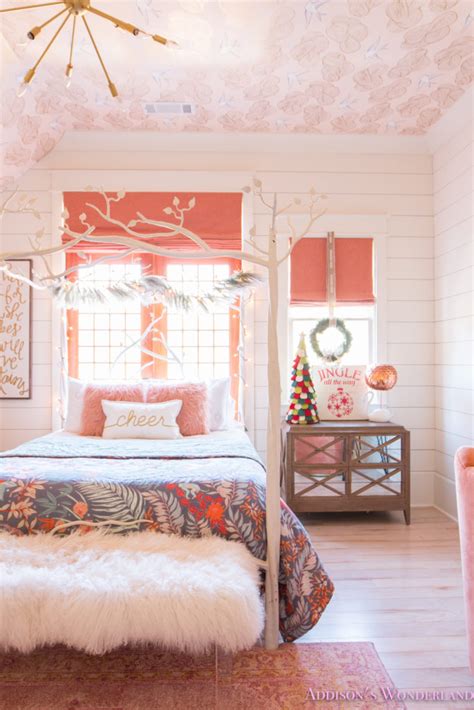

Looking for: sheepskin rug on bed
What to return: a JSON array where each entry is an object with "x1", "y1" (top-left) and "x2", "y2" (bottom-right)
[{"x1": 0, "y1": 531, "x2": 265, "y2": 655}]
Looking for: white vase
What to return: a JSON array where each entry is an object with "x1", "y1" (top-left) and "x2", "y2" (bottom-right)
[{"x1": 368, "y1": 408, "x2": 392, "y2": 423}]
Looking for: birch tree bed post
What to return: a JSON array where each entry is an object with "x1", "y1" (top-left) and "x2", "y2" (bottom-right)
[{"x1": 0, "y1": 182, "x2": 325, "y2": 650}]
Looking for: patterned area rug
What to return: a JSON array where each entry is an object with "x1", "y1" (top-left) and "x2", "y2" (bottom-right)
[{"x1": 0, "y1": 642, "x2": 406, "y2": 710}]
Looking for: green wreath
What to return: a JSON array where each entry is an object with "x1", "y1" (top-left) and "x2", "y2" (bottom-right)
[{"x1": 310, "y1": 318, "x2": 353, "y2": 363}]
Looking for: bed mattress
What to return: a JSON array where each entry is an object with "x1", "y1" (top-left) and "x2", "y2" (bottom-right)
[{"x1": 0, "y1": 429, "x2": 334, "y2": 641}]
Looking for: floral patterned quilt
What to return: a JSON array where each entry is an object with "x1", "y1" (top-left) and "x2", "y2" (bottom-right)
[{"x1": 0, "y1": 430, "x2": 334, "y2": 641}]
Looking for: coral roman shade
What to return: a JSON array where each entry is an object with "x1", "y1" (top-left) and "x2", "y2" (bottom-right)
[
  {"x1": 62, "y1": 192, "x2": 242, "y2": 251},
  {"x1": 290, "y1": 237, "x2": 375, "y2": 305}
]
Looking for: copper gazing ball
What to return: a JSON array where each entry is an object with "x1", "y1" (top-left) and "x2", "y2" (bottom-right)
[{"x1": 365, "y1": 364, "x2": 398, "y2": 391}]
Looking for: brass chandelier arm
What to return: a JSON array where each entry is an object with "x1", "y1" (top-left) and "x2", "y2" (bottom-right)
[
  {"x1": 68, "y1": 12, "x2": 76, "y2": 63},
  {"x1": 27, "y1": 6, "x2": 68, "y2": 39},
  {"x1": 65, "y1": 11, "x2": 76, "y2": 77},
  {"x1": 23, "y1": 8, "x2": 71, "y2": 84},
  {"x1": 0, "y1": 1, "x2": 63, "y2": 12},
  {"x1": 81, "y1": 14, "x2": 118, "y2": 97},
  {"x1": 86, "y1": 5, "x2": 141, "y2": 36},
  {"x1": 86, "y1": 5, "x2": 172, "y2": 45}
]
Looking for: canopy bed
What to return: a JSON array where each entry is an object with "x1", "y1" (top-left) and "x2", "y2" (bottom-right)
[{"x1": 0, "y1": 184, "x2": 332, "y2": 651}]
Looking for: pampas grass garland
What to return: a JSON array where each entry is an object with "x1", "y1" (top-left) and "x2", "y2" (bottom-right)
[{"x1": 49, "y1": 271, "x2": 262, "y2": 311}]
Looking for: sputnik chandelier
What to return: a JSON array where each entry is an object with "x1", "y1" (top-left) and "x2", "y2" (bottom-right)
[{"x1": 0, "y1": 0, "x2": 177, "y2": 97}]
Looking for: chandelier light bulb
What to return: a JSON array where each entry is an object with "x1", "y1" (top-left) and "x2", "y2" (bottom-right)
[
  {"x1": 17, "y1": 67, "x2": 35, "y2": 96},
  {"x1": 64, "y1": 63, "x2": 73, "y2": 87},
  {"x1": 16, "y1": 81, "x2": 29, "y2": 97}
]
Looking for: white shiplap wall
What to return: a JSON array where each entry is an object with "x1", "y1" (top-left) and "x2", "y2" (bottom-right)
[
  {"x1": 0, "y1": 134, "x2": 436, "y2": 505},
  {"x1": 433, "y1": 119, "x2": 474, "y2": 518},
  {"x1": 0, "y1": 169, "x2": 54, "y2": 449}
]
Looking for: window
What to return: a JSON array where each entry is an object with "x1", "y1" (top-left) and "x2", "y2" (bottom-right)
[
  {"x1": 288, "y1": 303, "x2": 376, "y2": 396},
  {"x1": 63, "y1": 189, "x2": 243, "y2": 402},
  {"x1": 289, "y1": 305, "x2": 374, "y2": 366},
  {"x1": 288, "y1": 234, "x2": 377, "y2": 392},
  {"x1": 67, "y1": 254, "x2": 240, "y2": 389}
]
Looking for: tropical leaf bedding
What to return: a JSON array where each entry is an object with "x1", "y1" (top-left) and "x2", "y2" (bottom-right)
[{"x1": 0, "y1": 430, "x2": 334, "y2": 641}]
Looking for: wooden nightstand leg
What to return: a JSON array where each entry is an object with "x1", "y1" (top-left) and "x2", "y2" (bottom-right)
[{"x1": 403, "y1": 507, "x2": 411, "y2": 525}]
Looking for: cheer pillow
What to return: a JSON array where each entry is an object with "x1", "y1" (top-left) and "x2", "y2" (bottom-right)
[
  {"x1": 80, "y1": 383, "x2": 145, "y2": 437},
  {"x1": 146, "y1": 381, "x2": 209, "y2": 436},
  {"x1": 101, "y1": 400, "x2": 182, "y2": 440}
]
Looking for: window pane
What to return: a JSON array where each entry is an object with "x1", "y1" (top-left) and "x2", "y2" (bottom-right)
[
  {"x1": 214, "y1": 330, "x2": 228, "y2": 347},
  {"x1": 288, "y1": 304, "x2": 375, "y2": 396},
  {"x1": 110, "y1": 314, "x2": 125, "y2": 330},
  {"x1": 165, "y1": 262, "x2": 232, "y2": 381},
  {"x1": 183, "y1": 330, "x2": 198, "y2": 347},
  {"x1": 72, "y1": 259, "x2": 235, "y2": 384},
  {"x1": 75, "y1": 262, "x2": 143, "y2": 381},
  {"x1": 79, "y1": 314, "x2": 94, "y2": 330}
]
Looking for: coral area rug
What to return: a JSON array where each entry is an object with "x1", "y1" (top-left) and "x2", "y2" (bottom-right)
[{"x1": 0, "y1": 642, "x2": 406, "y2": 710}]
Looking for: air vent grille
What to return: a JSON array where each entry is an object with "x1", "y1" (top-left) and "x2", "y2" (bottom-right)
[{"x1": 144, "y1": 102, "x2": 195, "y2": 115}]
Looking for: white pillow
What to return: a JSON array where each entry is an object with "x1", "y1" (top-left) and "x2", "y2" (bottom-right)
[
  {"x1": 207, "y1": 378, "x2": 232, "y2": 431},
  {"x1": 101, "y1": 399, "x2": 183, "y2": 440},
  {"x1": 311, "y1": 365, "x2": 369, "y2": 421},
  {"x1": 64, "y1": 378, "x2": 85, "y2": 433}
]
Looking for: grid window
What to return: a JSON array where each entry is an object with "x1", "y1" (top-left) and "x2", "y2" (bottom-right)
[
  {"x1": 165, "y1": 262, "x2": 231, "y2": 381},
  {"x1": 289, "y1": 304, "x2": 375, "y2": 395},
  {"x1": 68, "y1": 257, "x2": 237, "y2": 384},
  {"x1": 75, "y1": 262, "x2": 143, "y2": 381}
]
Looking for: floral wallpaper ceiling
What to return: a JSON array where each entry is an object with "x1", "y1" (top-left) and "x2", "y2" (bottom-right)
[{"x1": 1, "y1": 0, "x2": 473, "y2": 187}]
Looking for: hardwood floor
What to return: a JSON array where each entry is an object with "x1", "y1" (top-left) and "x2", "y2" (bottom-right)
[{"x1": 302, "y1": 507, "x2": 474, "y2": 710}]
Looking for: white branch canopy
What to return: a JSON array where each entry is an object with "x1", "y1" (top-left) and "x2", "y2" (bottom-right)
[{"x1": 0, "y1": 181, "x2": 326, "y2": 651}]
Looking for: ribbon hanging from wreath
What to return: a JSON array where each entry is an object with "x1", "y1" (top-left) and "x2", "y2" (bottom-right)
[{"x1": 310, "y1": 231, "x2": 353, "y2": 363}]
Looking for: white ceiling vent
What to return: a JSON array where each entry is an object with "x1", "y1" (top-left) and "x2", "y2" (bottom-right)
[{"x1": 144, "y1": 102, "x2": 195, "y2": 115}]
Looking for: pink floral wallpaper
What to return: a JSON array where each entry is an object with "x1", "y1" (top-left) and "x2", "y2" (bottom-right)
[{"x1": 1, "y1": 0, "x2": 473, "y2": 186}]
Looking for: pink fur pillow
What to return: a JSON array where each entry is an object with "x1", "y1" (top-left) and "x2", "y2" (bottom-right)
[
  {"x1": 80, "y1": 383, "x2": 145, "y2": 437},
  {"x1": 146, "y1": 381, "x2": 209, "y2": 436}
]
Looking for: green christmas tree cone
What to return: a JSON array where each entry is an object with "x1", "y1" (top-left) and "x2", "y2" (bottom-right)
[{"x1": 286, "y1": 333, "x2": 320, "y2": 425}]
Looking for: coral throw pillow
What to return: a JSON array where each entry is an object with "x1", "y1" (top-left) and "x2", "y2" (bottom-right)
[
  {"x1": 81, "y1": 383, "x2": 145, "y2": 437},
  {"x1": 146, "y1": 381, "x2": 209, "y2": 436}
]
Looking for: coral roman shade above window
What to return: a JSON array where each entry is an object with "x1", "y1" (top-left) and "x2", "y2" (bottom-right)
[
  {"x1": 290, "y1": 237, "x2": 375, "y2": 305},
  {"x1": 62, "y1": 192, "x2": 242, "y2": 251}
]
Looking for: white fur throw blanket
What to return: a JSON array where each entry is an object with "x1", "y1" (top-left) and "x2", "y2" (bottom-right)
[{"x1": 0, "y1": 531, "x2": 264, "y2": 655}]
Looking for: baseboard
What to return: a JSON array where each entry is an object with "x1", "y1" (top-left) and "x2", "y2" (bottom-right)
[
  {"x1": 433, "y1": 504, "x2": 458, "y2": 523},
  {"x1": 433, "y1": 473, "x2": 458, "y2": 521}
]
